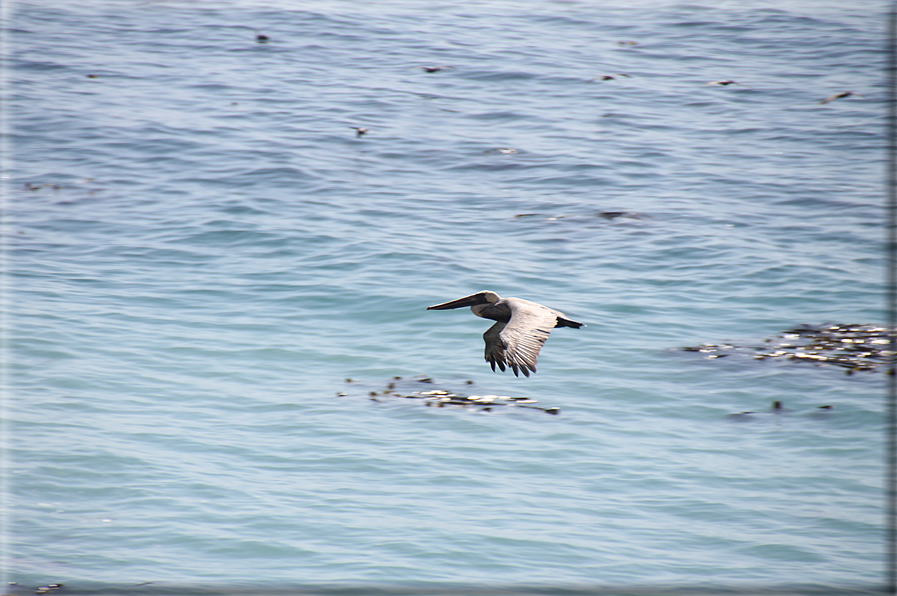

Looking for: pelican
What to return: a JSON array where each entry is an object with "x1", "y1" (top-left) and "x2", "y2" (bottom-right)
[{"x1": 427, "y1": 290, "x2": 583, "y2": 377}]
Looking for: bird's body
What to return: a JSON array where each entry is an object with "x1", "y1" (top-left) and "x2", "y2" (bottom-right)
[
  {"x1": 351, "y1": 127, "x2": 369, "y2": 137},
  {"x1": 427, "y1": 290, "x2": 583, "y2": 377}
]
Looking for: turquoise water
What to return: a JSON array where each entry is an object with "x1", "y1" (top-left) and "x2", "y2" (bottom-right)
[{"x1": 6, "y1": 0, "x2": 887, "y2": 592}]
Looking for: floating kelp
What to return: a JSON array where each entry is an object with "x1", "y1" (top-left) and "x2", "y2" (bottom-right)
[
  {"x1": 1, "y1": 583, "x2": 68, "y2": 596},
  {"x1": 682, "y1": 324, "x2": 894, "y2": 374},
  {"x1": 514, "y1": 211, "x2": 643, "y2": 222},
  {"x1": 337, "y1": 376, "x2": 560, "y2": 415},
  {"x1": 728, "y1": 401, "x2": 834, "y2": 421}
]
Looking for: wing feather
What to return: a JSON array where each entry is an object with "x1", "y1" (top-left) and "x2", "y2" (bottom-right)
[
  {"x1": 482, "y1": 299, "x2": 560, "y2": 377},
  {"x1": 483, "y1": 321, "x2": 508, "y2": 373}
]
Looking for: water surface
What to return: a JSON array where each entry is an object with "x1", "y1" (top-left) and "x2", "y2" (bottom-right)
[{"x1": 7, "y1": 0, "x2": 887, "y2": 592}]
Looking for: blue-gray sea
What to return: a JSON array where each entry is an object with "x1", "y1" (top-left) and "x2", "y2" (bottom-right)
[{"x1": 5, "y1": 0, "x2": 889, "y2": 592}]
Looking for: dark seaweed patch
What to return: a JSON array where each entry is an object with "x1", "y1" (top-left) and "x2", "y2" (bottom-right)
[
  {"x1": 682, "y1": 324, "x2": 894, "y2": 374},
  {"x1": 337, "y1": 376, "x2": 560, "y2": 415}
]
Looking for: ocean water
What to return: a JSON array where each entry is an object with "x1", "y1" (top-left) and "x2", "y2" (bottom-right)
[{"x1": 5, "y1": 0, "x2": 888, "y2": 592}]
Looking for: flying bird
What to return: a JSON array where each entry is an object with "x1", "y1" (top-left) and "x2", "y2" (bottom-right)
[
  {"x1": 819, "y1": 91, "x2": 863, "y2": 104},
  {"x1": 350, "y1": 127, "x2": 369, "y2": 137},
  {"x1": 427, "y1": 290, "x2": 583, "y2": 377}
]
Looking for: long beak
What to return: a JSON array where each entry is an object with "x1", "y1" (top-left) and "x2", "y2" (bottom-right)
[{"x1": 427, "y1": 293, "x2": 485, "y2": 310}]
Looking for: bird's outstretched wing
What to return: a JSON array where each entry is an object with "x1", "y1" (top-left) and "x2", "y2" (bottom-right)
[
  {"x1": 483, "y1": 321, "x2": 510, "y2": 374},
  {"x1": 483, "y1": 301, "x2": 558, "y2": 377}
]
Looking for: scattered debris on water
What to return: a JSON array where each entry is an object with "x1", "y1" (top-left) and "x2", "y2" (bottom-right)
[
  {"x1": 682, "y1": 324, "x2": 894, "y2": 374},
  {"x1": 819, "y1": 90, "x2": 863, "y2": 105},
  {"x1": 420, "y1": 65, "x2": 452, "y2": 73},
  {"x1": 728, "y1": 400, "x2": 834, "y2": 421},
  {"x1": 23, "y1": 182, "x2": 62, "y2": 191},
  {"x1": 336, "y1": 375, "x2": 560, "y2": 415},
  {"x1": 514, "y1": 211, "x2": 643, "y2": 222},
  {"x1": 592, "y1": 74, "x2": 631, "y2": 81},
  {"x1": 705, "y1": 79, "x2": 746, "y2": 87}
]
